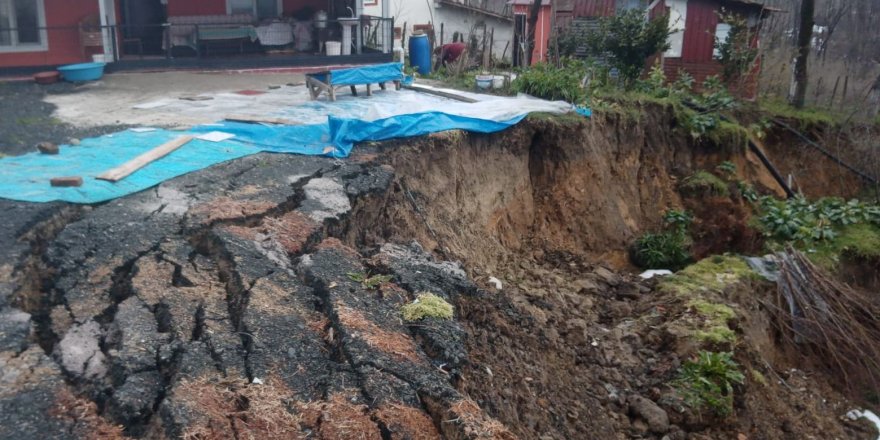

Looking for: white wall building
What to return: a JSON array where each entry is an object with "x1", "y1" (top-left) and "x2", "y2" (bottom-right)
[{"x1": 365, "y1": 0, "x2": 514, "y2": 61}]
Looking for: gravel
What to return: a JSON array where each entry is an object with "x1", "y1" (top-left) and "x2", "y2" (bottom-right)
[{"x1": 0, "y1": 80, "x2": 128, "y2": 157}]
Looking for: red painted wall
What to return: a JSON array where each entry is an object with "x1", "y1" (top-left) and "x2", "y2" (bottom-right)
[
  {"x1": 514, "y1": 3, "x2": 552, "y2": 65},
  {"x1": 0, "y1": 0, "x2": 100, "y2": 68},
  {"x1": 681, "y1": 0, "x2": 718, "y2": 62},
  {"x1": 166, "y1": 0, "x2": 328, "y2": 17},
  {"x1": 572, "y1": 0, "x2": 615, "y2": 17},
  {"x1": 167, "y1": 0, "x2": 226, "y2": 16}
]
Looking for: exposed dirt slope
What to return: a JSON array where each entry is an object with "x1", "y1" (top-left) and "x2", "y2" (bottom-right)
[{"x1": 1, "y1": 110, "x2": 876, "y2": 440}]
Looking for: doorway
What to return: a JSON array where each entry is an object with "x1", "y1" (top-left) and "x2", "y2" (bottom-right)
[{"x1": 119, "y1": 0, "x2": 166, "y2": 56}]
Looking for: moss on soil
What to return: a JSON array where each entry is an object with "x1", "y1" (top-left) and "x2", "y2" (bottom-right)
[
  {"x1": 660, "y1": 256, "x2": 757, "y2": 346},
  {"x1": 758, "y1": 98, "x2": 838, "y2": 128},
  {"x1": 401, "y1": 293, "x2": 454, "y2": 322},
  {"x1": 680, "y1": 171, "x2": 730, "y2": 197},
  {"x1": 707, "y1": 121, "x2": 749, "y2": 151}
]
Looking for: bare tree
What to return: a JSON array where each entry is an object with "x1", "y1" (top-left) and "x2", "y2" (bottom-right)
[
  {"x1": 790, "y1": 0, "x2": 815, "y2": 108},
  {"x1": 525, "y1": 0, "x2": 543, "y2": 65}
]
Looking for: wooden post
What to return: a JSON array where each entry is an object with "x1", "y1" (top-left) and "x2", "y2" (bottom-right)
[
  {"x1": 440, "y1": 23, "x2": 444, "y2": 46},
  {"x1": 829, "y1": 76, "x2": 840, "y2": 108}
]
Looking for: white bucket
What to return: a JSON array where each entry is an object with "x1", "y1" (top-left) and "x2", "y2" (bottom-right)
[
  {"x1": 475, "y1": 75, "x2": 493, "y2": 90},
  {"x1": 492, "y1": 75, "x2": 505, "y2": 89},
  {"x1": 326, "y1": 41, "x2": 341, "y2": 56},
  {"x1": 92, "y1": 54, "x2": 106, "y2": 63}
]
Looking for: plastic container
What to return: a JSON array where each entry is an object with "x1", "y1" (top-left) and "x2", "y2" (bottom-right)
[
  {"x1": 326, "y1": 41, "x2": 341, "y2": 56},
  {"x1": 475, "y1": 74, "x2": 493, "y2": 90},
  {"x1": 408, "y1": 33, "x2": 431, "y2": 75},
  {"x1": 492, "y1": 75, "x2": 505, "y2": 89},
  {"x1": 57, "y1": 62, "x2": 106, "y2": 82},
  {"x1": 34, "y1": 71, "x2": 60, "y2": 85}
]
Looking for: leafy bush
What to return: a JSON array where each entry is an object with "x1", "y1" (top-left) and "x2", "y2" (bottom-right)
[
  {"x1": 756, "y1": 196, "x2": 880, "y2": 243},
  {"x1": 674, "y1": 351, "x2": 745, "y2": 417},
  {"x1": 584, "y1": 9, "x2": 671, "y2": 84},
  {"x1": 633, "y1": 231, "x2": 691, "y2": 270},
  {"x1": 401, "y1": 293, "x2": 454, "y2": 322},
  {"x1": 512, "y1": 59, "x2": 588, "y2": 103},
  {"x1": 714, "y1": 10, "x2": 759, "y2": 85},
  {"x1": 633, "y1": 209, "x2": 694, "y2": 270},
  {"x1": 680, "y1": 171, "x2": 729, "y2": 196}
]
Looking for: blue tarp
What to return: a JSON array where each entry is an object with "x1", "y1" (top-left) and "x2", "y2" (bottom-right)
[
  {"x1": 0, "y1": 62, "x2": 588, "y2": 204},
  {"x1": 0, "y1": 111, "x2": 532, "y2": 204},
  {"x1": 308, "y1": 62, "x2": 404, "y2": 86}
]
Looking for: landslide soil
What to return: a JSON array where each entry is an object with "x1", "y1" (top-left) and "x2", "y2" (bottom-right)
[{"x1": 1, "y1": 99, "x2": 878, "y2": 440}]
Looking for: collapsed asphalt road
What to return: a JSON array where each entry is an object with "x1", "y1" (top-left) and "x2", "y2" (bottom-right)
[{"x1": 0, "y1": 150, "x2": 514, "y2": 439}]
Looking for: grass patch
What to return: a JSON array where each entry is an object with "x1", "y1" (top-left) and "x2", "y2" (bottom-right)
[
  {"x1": 807, "y1": 223, "x2": 880, "y2": 269},
  {"x1": 758, "y1": 98, "x2": 837, "y2": 127},
  {"x1": 347, "y1": 272, "x2": 393, "y2": 290},
  {"x1": 680, "y1": 170, "x2": 730, "y2": 197},
  {"x1": 706, "y1": 121, "x2": 749, "y2": 151},
  {"x1": 674, "y1": 351, "x2": 744, "y2": 417},
  {"x1": 401, "y1": 293, "x2": 454, "y2": 322}
]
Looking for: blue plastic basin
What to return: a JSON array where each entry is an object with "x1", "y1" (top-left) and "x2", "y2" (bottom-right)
[{"x1": 57, "y1": 62, "x2": 106, "y2": 82}]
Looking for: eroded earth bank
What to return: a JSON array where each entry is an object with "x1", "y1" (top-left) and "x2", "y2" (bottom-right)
[{"x1": 1, "y1": 107, "x2": 877, "y2": 439}]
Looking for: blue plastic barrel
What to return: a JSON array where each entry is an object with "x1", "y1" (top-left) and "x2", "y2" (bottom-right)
[{"x1": 408, "y1": 33, "x2": 431, "y2": 75}]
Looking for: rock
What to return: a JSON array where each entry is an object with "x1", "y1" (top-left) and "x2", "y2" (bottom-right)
[
  {"x1": 69, "y1": 138, "x2": 81, "y2": 146},
  {"x1": 108, "y1": 370, "x2": 163, "y2": 424},
  {"x1": 631, "y1": 418, "x2": 650, "y2": 436},
  {"x1": 575, "y1": 277, "x2": 599, "y2": 292},
  {"x1": 55, "y1": 320, "x2": 107, "y2": 380},
  {"x1": 616, "y1": 281, "x2": 640, "y2": 300},
  {"x1": 0, "y1": 309, "x2": 31, "y2": 352},
  {"x1": 593, "y1": 266, "x2": 620, "y2": 286},
  {"x1": 628, "y1": 394, "x2": 670, "y2": 434},
  {"x1": 36, "y1": 142, "x2": 58, "y2": 154}
]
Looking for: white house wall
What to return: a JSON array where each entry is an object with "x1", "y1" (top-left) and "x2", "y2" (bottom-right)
[
  {"x1": 665, "y1": 0, "x2": 687, "y2": 58},
  {"x1": 435, "y1": 6, "x2": 513, "y2": 60},
  {"x1": 367, "y1": 0, "x2": 512, "y2": 60}
]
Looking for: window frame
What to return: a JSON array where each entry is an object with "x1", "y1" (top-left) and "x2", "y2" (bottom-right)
[
  {"x1": 226, "y1": 0, "x2": 283, "y2": 19},
  {"x1": 0, "y1": 0, "x2": 48, "y2": 53}
]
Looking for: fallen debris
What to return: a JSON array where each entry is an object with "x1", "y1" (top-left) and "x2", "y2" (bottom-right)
[
  {"x1": 96, "y1": 135, "x2": 193, "y2": 182},
  {"x1": 846, "y1": 409, "x2": 880, "y2": 440},
  {"x1": 772, "y1": 247, "x2": 880, "y2": 394},
  {"x1": 36, "y1": 142, "x2": 59, "y2": 155},
  {"x1": 50, "y1": 176, "x2": 83, "y2": 187}
]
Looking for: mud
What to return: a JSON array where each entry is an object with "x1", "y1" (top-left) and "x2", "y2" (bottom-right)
[{"x1": 0, "y1": 110, "x2": 877, "y2": 440}]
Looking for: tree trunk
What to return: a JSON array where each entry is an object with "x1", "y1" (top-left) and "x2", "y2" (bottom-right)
[
  {"x1": 525, "y1": 0, "x2": 543, "y2": 66},
  {"x1": 790, "y1": 0, "x2": 815, "y2": 108}
]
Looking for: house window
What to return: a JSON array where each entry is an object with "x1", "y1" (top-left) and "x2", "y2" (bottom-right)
[
  {"x1": 226, "y1": 0, "x2": 282, "y2": 19},
  {"x1": 616, "y1": 0, "x2": 647, "y2": 12},
  {"x1": 0, "y1": 0, "x2": 47, "y2": 52},
  {"x1": 713, "y1": 23, "x2": 731, "y2": 59}
]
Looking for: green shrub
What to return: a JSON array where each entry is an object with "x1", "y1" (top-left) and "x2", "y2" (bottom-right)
[
  {"x1": 632, "y1": 231, "x2": 691, "y2": 270},
  {"x1": 512, "y1": 59, "x2": 588, "y2": 103},
  {"x1": 401, "y1": 293, "x2": 454, "y2": 322},
  {"x1": 584, "y1": 9, "x2": 672, "y2": 84},
  {"x1": 680, "y1": 171, "x2": 729, "y2": 196},
  {"x1": 674, "y1": 351, "x2": 744, "y2": 417},
  {"x1": 714, "y1": 11, "x2": 759, "y2": 85}
]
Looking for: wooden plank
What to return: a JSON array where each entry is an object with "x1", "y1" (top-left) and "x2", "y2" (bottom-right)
[
  {"x1": 96, "y1": 136, "x2": 193, "y2": 182},
  {"x1": 402, "y1": 84, "x2": 479, "y2": 103},
  {"x1": 50, "y1": 176, "x2": 83, "y2": 187},
  {"x1": 224, "y1": 114, "x2": 301, "y2": 125}
]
